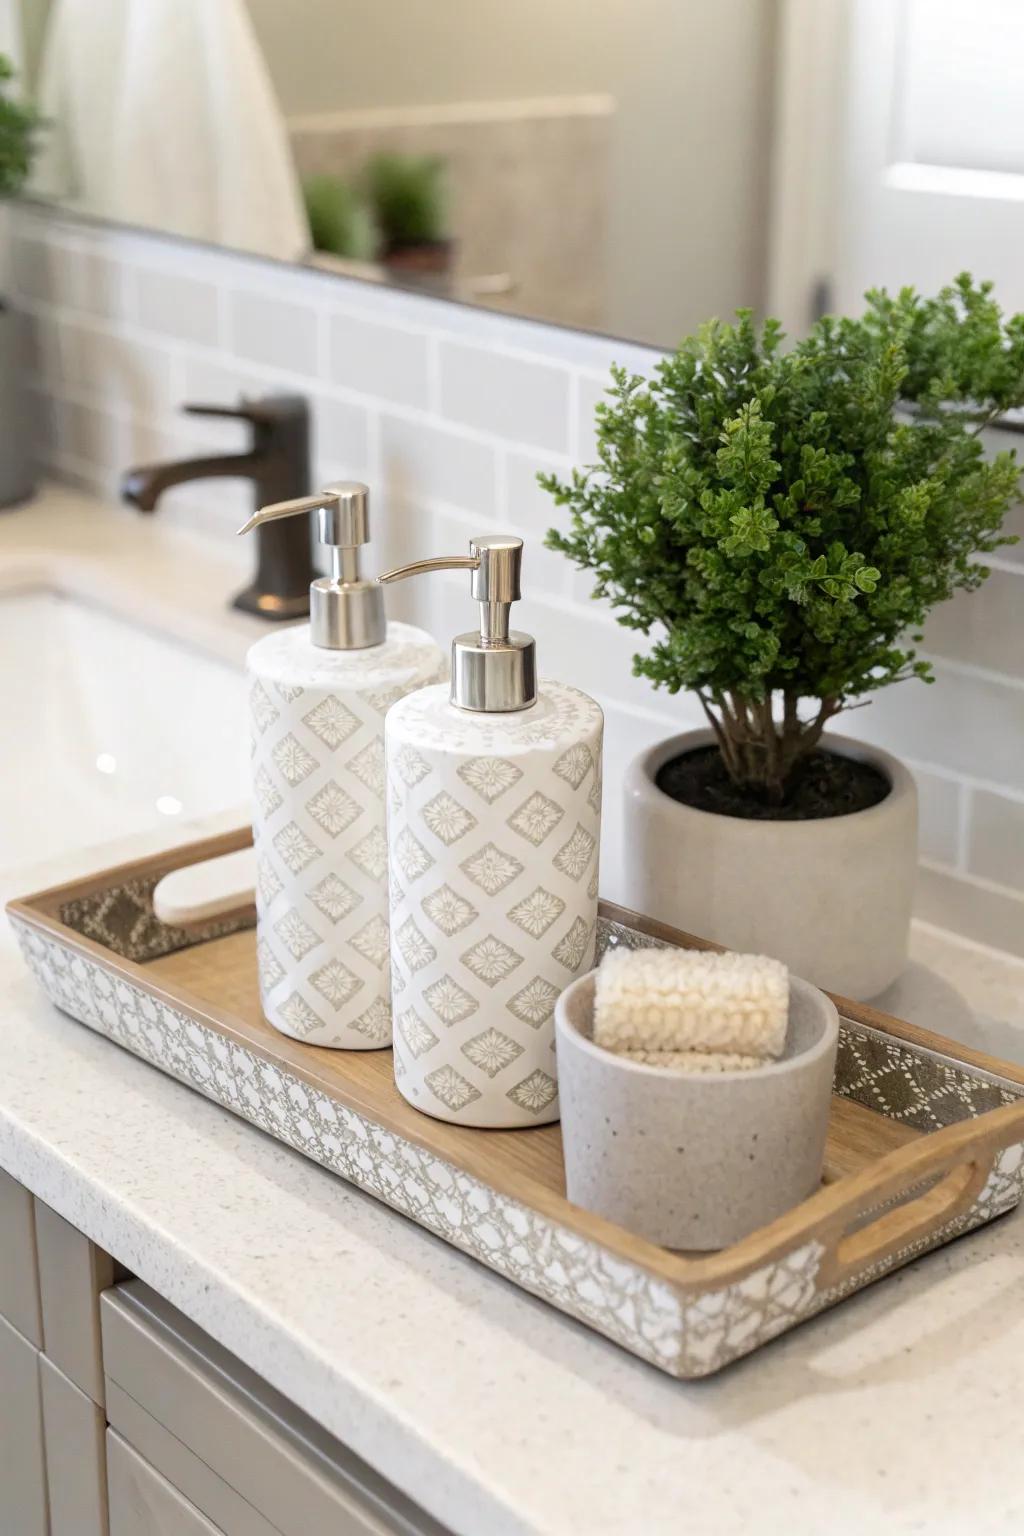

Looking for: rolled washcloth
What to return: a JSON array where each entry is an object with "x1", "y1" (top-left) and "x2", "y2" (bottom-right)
[{"x1": 593, "y1": 948, "x2": 789, "y2": 1069}]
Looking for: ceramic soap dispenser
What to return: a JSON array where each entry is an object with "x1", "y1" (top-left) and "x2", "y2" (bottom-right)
[
  {"x1": 241, "y1": 483, "x2": 445, "y2": 1048},
  {"x1": 380, "y1": 535, "x2": 604, "y2": 1127}
]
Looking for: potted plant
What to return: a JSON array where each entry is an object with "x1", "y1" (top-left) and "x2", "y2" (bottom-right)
[
  {"x1": 302, "y1": 173, "x2": 380, "y2": 264},
  {"x1": 0, "y1": 53, "x2": 42, "y2": 508},
  {"x1": 542, "y1": 278, "x2": 1024, "y2": 998},
  {"x1": 362, "y1": 152, "x2": 452, "y2": 276}
]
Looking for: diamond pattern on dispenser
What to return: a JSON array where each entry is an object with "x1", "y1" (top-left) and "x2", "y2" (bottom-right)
[
  {"x1": 553, "y1": 822, "x2": 597, "y2": 882},
  {"x1": 552, "y1": 916, "x2": 592, "y2": 970},
  {"x1": 310, "y1": 958, "x2": 363, "y2": 1011},
  {"x1": 459, "y1": 843, "x2": 524, "y2": 896},
  {"x1": 302, "y1": 696, "x2": 360, "y2": 749},
  {"x1": 274, "y1": 909, "x2": 321, "y2": 960},
  {"x1": 507, "y1": 887, "x2": 565, "y2": 939},
  {"x1": 272, "y1": 733, "x2": 317, "y2": 786},
  {"x1": 456, "y1": 756, "x2": 523, "y2": 804},
  {"x1": 308, "y1": 873, "x2": 361, "y2": 924},
  {"x1": 461, "y1": 935, "x2": 523, "y2": 987},
  {"x1": 396, "y1": 917, "x2": 437, "y2": 972},
  {"x1": 279, "y1": 992, "x2": 326, "y2": 1038},
  {"x1": 422, "y1": 791, "x2": 477, "y2": 845},
  {"x1": 346, "y1": 826, "x2": 389, "y2": 880},
  {"x1": 507, "y1": 976, "x2": 561, "y2": 1028},
  {"x1": 422, "y1": 884, "x2": 478, "y2": 937},
  {"x1": 347, "y1": 738, "x2": 386, "y2": 797},
  {"x1": 506, "y1": 1069, "x2": 558, "y2": 1115},
  {"x1": 462, "y1": 1028, "x2": 523, "y2": 1078},
  {"x1": 553, "y1": 743, "x2": 593, "y2": 790},
  {"x1": 306, "y1": 780, "x2": 362, "y2": 838},
  {"x1": 423, "y1": 973, "x2": 479, "y2": 1025},
  {"x1": 350, "y1": 914, "x2": 390, "y2": 970},
  {"x1": 398, "y1": 1007, "x2": 439, "y2": 1059},
  {"x1": 425, "y1": 1065, "x2": 482, "y2": 1113},
  {"x1": 273, "y1": 822, "x2": 320, "y2": 874},
  {"x1": 394, "y1": 826, "x2": 435, "y2": 882},
  {"x1": 508, "y1": 791, "x2": 564, "y2": 846}
]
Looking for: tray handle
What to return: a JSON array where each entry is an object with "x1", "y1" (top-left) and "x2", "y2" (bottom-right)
[{"x1": 815, "y1": 1118, "x2": 1005, "y2": 1290}]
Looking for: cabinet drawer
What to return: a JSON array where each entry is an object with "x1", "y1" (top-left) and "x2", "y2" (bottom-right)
[
  {"x1": 35, "y1": 1197, "x2": 116, "y2": 1403},
  {"x1": 0, "y1": 1313, "x2": 49, "y2": 1536},
  {"x1": 108, "y1": 1432, "x2": 221, "y2": 1536},
  {"x1": 102, "y1": 1283, "x2": 447, "y2": 1536},
  {"x1": 0, "y1": 1166, "x2": 42, "y2": 1345},
  {"x1": 40, "y1": 1354, "x2": 109, "y2": 1536}
]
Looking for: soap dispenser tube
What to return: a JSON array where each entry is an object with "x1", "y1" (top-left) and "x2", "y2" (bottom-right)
[
  {"x1": 379, "y1": 536, "x2": 604, "y2": 1128},
  {"x1": 241, "y1": 483, "x2": 445, "y2": 1050}
]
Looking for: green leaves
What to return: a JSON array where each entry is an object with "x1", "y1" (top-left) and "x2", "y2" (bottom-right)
[
  {"x1": 541, "y1": 278, "x2": 1022, "y2": 737},
  {"x1": 0, "y1": 55, "x2": 41, "y2": 198}
]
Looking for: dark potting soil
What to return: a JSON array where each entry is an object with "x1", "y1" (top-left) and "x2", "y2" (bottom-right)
[{"x1": 655, "y1": 745, "x2": 891, "y2": 822}]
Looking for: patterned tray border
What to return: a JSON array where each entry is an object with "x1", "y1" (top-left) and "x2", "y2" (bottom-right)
[{"x1": 10, "y1": 903, "x2": 1024, "y2": 1379}]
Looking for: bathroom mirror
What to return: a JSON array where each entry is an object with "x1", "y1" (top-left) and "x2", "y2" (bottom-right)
[{"x1": 14, "y1": 0, "x2": 1024, "y2": 348}]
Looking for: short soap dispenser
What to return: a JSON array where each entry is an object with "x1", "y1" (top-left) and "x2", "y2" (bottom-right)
[
  {"x1": 241, "y1": 483, "x2": 445, "y2": 1048},
  {"x1": 379, "y1": 535, "x2": 604, "y2": 1127}
]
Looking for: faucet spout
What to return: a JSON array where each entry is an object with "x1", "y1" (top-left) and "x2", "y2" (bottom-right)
[{"x1": 121, "y1": 453, "x2": 259, "y2": 512}]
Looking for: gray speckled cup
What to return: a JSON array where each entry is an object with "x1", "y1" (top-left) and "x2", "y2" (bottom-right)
[{"x1": 555, "y1": 969, "x2": 839, "y2": 1251}]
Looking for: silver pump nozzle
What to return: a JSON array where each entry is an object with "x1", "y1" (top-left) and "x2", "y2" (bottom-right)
[
  {"x1": 238, "y1": 482, "x2": 385, "y2": 649},
  {"x1": 380, "y1": 535, "x2": 536, "y2": 712}
]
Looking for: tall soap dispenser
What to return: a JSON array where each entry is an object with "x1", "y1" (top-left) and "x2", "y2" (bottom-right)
[
  {"x1": 240, "y1": 483, "x2": 445, "y2": 1048},
  {"x1": 379, "y1": 535, "x2": 603, "y2": 1127}
]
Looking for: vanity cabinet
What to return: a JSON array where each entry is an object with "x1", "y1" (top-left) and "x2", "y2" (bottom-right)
[
  {"x1": 0, "y1": 1168, "x2": 446, "y2": 1536},
  {"x1": 101, "y1": 1282, "x2": 446, "y2": 1536},
  {"x1": 0, "y1": 1168, "x2": 115, "y2": 1536}
]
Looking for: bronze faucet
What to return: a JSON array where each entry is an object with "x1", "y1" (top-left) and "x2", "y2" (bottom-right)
[{"x1": 122, "y1": 395, "x2": 314, "y2": 618}]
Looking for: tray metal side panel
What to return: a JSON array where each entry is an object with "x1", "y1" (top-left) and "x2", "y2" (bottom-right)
[{"x1": 12, "y1": 915, "x2": 1024, "y2": 1379}]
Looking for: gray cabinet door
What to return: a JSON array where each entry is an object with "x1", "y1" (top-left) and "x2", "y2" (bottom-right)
[
  {"x1": 35, "y1": 1197, "x2": 115, "y2": 1404},
  {"x1": 0, "y1": 1312, "x2": 49, "y2": 1536},
  {"x1": 102, "y1": 1282, "x2": 449, "y2": 1536},
  {"x1": 0, "y1": 1166, "x2": 42, "y2": 1346},
  {"x1": 108, "y1": 1432, "x2": 222, "y2": 1536},
  {"x1": 40, "y1": 1354, "x2": 109, "y2": 1536}
]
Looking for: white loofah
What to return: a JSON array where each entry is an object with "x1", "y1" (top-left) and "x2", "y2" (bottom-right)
[
  {"x1": 593, "y1": 947, "x2": 789, "y2": 1060},
  {"x1": 619, "y1": 1049, "x2": 764, "y2": 1073}
]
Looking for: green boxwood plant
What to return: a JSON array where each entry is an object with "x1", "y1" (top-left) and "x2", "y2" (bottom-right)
[{"x1": 543, "y1": 277, "x2": 1024, "y2": 803}]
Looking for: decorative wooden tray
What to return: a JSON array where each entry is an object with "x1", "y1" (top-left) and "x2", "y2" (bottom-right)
[{"x1": 9, "y1": 828, "x2": 1024, "y2": 1379}]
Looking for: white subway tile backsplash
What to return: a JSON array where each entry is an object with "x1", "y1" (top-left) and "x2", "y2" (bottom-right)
[
  {"x1": 15, "y1": 205, "x2": 1024, "y2": 949},
  {"x1": 313, "y1": 395, "x2": 372, "y2": 480},
  {"x1": 227, "y1": 290, "x2": 319, "y2": 375},
  {"x1": 576, "y1": 373, "x2": 609, "y2": 465},
  {"x1": 912, "y1": 767, "x2": 962, "y2": 868},
  {"x1": 56, "y1": 323, "x2": 176, "y2": 418},
  {"x1": 380, "y1": 412, "x2": 496, "y2": 515},
  {"x1": 924, "y1": 569, "x2": 1024, "y2": 680},
  {"x1": 848, "y1": 665, "x2": 1024, "y2": 797},
  {"x1": 502, "y1": 450, "x2": 573, "y2": 596},
  {"x1": 916, "y1": 864, "x2": 1024, "y2": 960},
  {"x1": 968, "y1": 789, "x2": 1024, "y2": 890},
  {"x1": 438, "y1": 340, "x2": 570, "y2": 452},
  {"x1": 134, "y1": 269, "x2": 220, "y2": 346},
  {"x1": 13, "y1": 238, "x2": 128, "y2": 320},
  {"x1": 328, "y1": 311, "x2": 431, "y2": 408},
  {"x1": 997, "y1": 501, "x2": 1024, "y2": 565}
]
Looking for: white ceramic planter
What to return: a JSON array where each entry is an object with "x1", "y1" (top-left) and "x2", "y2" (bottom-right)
[
  {"x1": 556, "y1": 968, "x2": 839, "y2": 1250},
  {"x1": 621, "y1": 729, "x2": 917, "y2": 1000}
]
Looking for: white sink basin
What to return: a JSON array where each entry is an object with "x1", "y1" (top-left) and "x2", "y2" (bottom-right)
[{"x1": 2, "y1": 589, "x2": 248, "y2": 873}]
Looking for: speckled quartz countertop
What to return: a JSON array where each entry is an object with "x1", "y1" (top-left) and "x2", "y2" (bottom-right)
[{"x1": 3, "y1": 486, "x2": 1024, "y2": 1536}]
